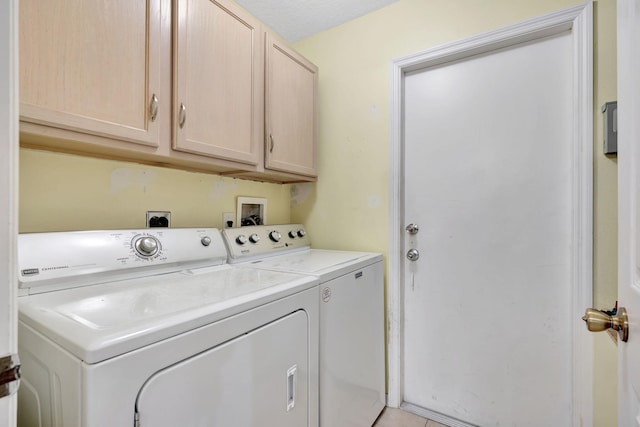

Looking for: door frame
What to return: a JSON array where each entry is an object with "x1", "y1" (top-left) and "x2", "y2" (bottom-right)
[
  {"x1": 387, "y1": 3, "x2": 593, "y2": 425},
  {"x1": 616, "y1": 0, "x2": 640, "y2": 424},
  {"x1": 0, "y1": 0, "x2": 19, "y2": 423}
]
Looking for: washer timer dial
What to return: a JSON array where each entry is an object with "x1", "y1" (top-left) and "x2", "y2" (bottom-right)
[{"x1": 134, "y1": 235, "x2": 160, "y2": 258}]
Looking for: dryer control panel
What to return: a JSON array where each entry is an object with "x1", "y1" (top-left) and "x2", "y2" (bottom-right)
[{"x1": 222, "y1": 224, "x2": 311, "y2": 262}]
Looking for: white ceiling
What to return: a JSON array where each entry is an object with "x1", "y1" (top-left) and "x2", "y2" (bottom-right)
[{"x1": 235, "y1": 0, "x2": 399, "y2": 43}]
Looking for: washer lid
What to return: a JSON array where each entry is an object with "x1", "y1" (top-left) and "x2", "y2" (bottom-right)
[
  {"x1": 18, "y1": 265, "x2": 317, "y2": 364},
  {"x1": 248, "y1": 249, "x2": 383, "y2": 281}
]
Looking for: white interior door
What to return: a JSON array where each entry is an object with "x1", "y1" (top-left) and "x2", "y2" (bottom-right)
[
  {"x1": 0, "y1": 0, "x2": 19, "y2": 425},
  {"x1": 616, "y1": 1, "x2": 640, "y2": 425},
  {"x1": 401, "y1": 16, "x2": 590, "y2": 427}
]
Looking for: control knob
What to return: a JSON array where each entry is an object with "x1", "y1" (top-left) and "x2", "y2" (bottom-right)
[
  {"x1": 297, "y1": 229, "x2": 306, "y2": 238},
  {"x1": 201, "y1": 236, "x2": 212, "y2": 246},
  {"x1": 288, "y1": 231, "x2": 297, "y2": 239},
  {"x1": 236, "y1": 235, "x2": 248, "y2": 245},
  {"x1": 249, "y1": 234, "x2": 260, "y2": 243},
  {"x1": 269, "y1": 230, "x2": 282, "y2": 242},
  {"x1": 134, "y1": 236, "x2": 159, "y2": 257}
]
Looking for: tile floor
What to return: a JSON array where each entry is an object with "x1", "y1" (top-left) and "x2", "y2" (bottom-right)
[{"x1": 372, "y1": 407, "x2": 448, "y2": 427}]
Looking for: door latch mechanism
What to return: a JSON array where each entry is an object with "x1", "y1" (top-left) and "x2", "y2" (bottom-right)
[
  {"x1": 0, "y1": 353, "x2": 21, "y2": 398},
  {"x1": 406, "y1": 248, "x2": 420, "y2": 261},
  {"x1": 405, "y1": 224, "x2": 419, "y2": 235}
]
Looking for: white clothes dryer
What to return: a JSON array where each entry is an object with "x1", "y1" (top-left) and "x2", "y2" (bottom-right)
[
  {"x1": 17, "y1": 228, "x2": 319, "y2": 427},
  {"x1": 222, "y1": 224, "x2": 385, "y2": 427}
]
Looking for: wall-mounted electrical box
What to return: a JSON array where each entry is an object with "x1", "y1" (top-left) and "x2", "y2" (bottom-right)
[
  {"x1": 602, "y1": 101, "x2": 617, "y2": 155},
  {"x1": 237, "y1": 197, "x2": 267, "y2": 227}
]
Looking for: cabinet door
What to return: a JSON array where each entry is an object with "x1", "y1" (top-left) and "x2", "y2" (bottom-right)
[
  {"x1": 135, "y1": 310, "x2": 309, "y2": 426},
  {"x1": 265, "y1": 32, "x2": 318, "y2": 177},
  {"x1": 20, "y1": 0, "x2": 162, "y2": 147},
  {"x1": 173, "y1": 0, "x2": 261, "y2": 165}
]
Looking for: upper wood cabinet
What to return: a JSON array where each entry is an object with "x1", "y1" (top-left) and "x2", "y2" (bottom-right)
[
  {"x1": 20, "y1": 0, "x2": 163, "y2": 147},
  {"x1": 19, "y1": 0, "x2": 318, "y2": 183},
  {"x1": 173, "y1": 0, "x2": 262, "y2": 166},
  {"x1": 264, "y1": 32, "x2": 318, "y2": 178}
]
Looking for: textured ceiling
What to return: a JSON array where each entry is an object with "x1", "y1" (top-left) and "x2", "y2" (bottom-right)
[{"x1": 235, "y1": 0, "x2": 399, "y2": 43}]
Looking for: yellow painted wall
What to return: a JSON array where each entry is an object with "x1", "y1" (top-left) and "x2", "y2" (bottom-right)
[
  {"x1": 291, "y1": 0, "x2": 618, "y2": 424},
  {"x1": 18, "y1": 0, "x2": 618, "y2": 423},
  {"x1": 19, "y1": 149, "x2": 291, "y2": 232}
]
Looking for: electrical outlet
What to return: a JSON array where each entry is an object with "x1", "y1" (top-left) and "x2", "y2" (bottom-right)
[
  {"x1": 222, "y1": 212, "x2": 235, "y2": 229},
  {"x1": 147, "y1": 211, "x2": 171, "y2": 228}
]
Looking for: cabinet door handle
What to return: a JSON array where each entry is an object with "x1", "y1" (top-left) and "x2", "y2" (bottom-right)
[
  {"x1": 179, "y1": 103, "x2": 186, "y2": 128},
  {"x1": 149, "y1": 94, "x2": 159, "y2": 122},
  {"x1": 269, "y1": 134, "x2": 274, "y2": 153}
]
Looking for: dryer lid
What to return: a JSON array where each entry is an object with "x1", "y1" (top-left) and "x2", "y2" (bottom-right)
[{"x1": 249, "y1": 249, "x2": 383, "y2": 281}]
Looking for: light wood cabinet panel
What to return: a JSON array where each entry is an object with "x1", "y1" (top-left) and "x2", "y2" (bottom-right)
[
  {"x1": 265, "y1": 32, "x2": 318, "y2": 177},
  {"x1": 20, "y1": 0, "x2": 318, "y2": 183},
  {"x1": 173, "y1": 0, "x2": 262, "y2": 165},
  {"x1": 20, "y1": 0, "x2": 162, "y2": 147}
]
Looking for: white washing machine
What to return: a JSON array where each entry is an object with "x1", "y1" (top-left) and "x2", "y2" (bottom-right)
[
  {"x1": 16, "y1": 228, "x2": 319, "y2": 427},
  {"x1": 222, "y1": 224, "x2": 385, "y2": 427}
]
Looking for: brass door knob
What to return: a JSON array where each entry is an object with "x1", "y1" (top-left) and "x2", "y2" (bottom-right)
[{"x1": 582, "y1": 307, "x2": 628, "y2": 342}]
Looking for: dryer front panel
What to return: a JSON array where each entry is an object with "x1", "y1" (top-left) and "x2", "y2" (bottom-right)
[
  {"x1": 135, "y1": 310, "x2": 309, "y2": 426},
  {"x1": 320, "y1": 261, "x2": 385, "y2": 427}
]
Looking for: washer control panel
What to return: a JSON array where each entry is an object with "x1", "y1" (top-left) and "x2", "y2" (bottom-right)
[
  {"x1": 133, "y1": 235, "x2": 160, "y2": 258},
  {"x1": 18, "y1": 228, "x2": 227, "y2": 294},
  {"x1": 222, "y1": 224, "x2": 310, "y2": 262}
]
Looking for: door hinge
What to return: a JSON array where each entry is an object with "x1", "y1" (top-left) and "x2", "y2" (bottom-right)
[{"x1": 0, "y1": 353, "x2": 21, "y2": 398}]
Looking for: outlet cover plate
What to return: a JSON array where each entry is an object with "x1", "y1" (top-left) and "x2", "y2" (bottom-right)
[{"x1": 223, "y1": 212, "x2": 235, "y2": 228}]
